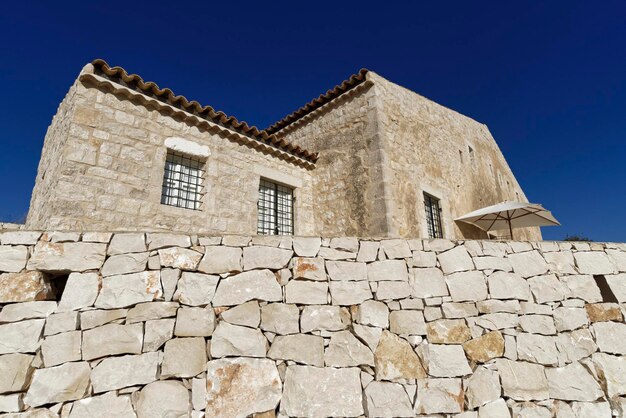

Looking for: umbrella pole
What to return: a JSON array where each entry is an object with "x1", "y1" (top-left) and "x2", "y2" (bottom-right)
[{"x1": 508, "y1": 218, "x2": 514, "y2": 240}]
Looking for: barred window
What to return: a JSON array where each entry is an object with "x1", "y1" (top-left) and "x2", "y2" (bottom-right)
[
  {"x1": 257, "y1": 179, "x2": 294, "y2": 235},
  {"x1": 161, "y1": 151, "x2": 204, "y2": 210},
  {"x1": 424, "y1": 193, "x2": 443, "y2": 238}
]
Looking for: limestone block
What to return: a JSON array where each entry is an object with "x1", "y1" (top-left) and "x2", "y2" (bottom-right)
[
  {"x1": 101, "y1": 252, "x2": 148, "y2": 277},
  {"x1": 329, "y1": 280, "x2": 372, "y2": 305},
  {"x1": 410, "y1": 267, "x2": 448, "y2": 297},
  {"x1": 375, "y1": 281, "x2": 412, "y2": 300},
  {"x1": 593, "y1": 321, "x2": 626, "y2": 354},
  {"x1": 292, "y1": 257, "x2": 325, "y2": 281},
  {"x1": 554, "y1": 307, "x2": 588, "y2": 331},
  {"x1": 57, "y1": 272, "x2": 99, "y2": 311},
  {"x1": 544, "y1": 251, "x2": 577, "y2": 274},
  {"x1": 555, "y1": 329, "x2": 597, "y2": 363},
  {"x1": 374, "y1": 330, "x2": 426, "y2": 380},
  {"x1": 161, "y1": 337, "x2": 207, "y2": 378},
  {"x1": 517, "y1": 333, "x2": 559, "y2": 365},
  {"x1": 268, "y1": 334, "x2": 324, "y2": 366},
  {"x1": 367, "y1": 260, "x2": 408, "y2": 281},
  {"x1": 135, "y1": 380, "x2": 190, "y2": 418},
  {"x1": 0, "y1": 319, "x2": 45, "y2": 354},
  {"x1": 0, "y1": 245, "x2": 28, "y2": 272},
  {"x1": 357, "y1": 241, "x2": 380, "y2": 263},
  {"x1": 411, "y1": 250, "x2": 437, "y2": 268},
  {"x1": 607, "y1": 249, "x2": 626, "y2": 271},
  {"x1": 0, "y1": 271, "x2": 53, "y2": 303},
  {"x1": 414, "y1": 378, "x2": 463, "y2": 414},
  {"x1": 143, "y1": 318, "x2": 175, "y2": 352},
  {"x1": 465, "y1": 366, "x2": 501, "y2": 409},
  {"x1": 528, "y1": 274, "x2": 567, "y2": 303},
  {"x1": 27, "y1": 241, "x2": 106, "y2": 272},
  {"x1": 80, "y1": 309, "x2": 127, "y2": 330},
  {"x1": 221, "y1": 300, "x2": 259, "y2": 328},
  {"x1": 478, "y1": 398, "x2": 510, "y2": 418},
  {"x1": 282, "y1": 365, "x2": 363, "y2": 417},
  {"x1": 82, "y1": 232, "x2": 113, "y2": 243},
  {"x1": 438, "y1": 246, "x2": 474, "y2": 274},
  {"x1": 473, "y1": 256, "x2": 512, "y2": 272},
  {"x1": 326, "y1": 260, "x2": 367, "y2": 281},
  {"x1": 381, "y1": 239, "x2": 412, "y2": 259},
  {"x1": 23, "y1": 362, "x2": 91, "y2": 407},
  {"x1": 330, "y1": 237, "x2": 359, "y2": 252},
  {"x1": 606, "y1": 273, "x2": 626, "y2": 302},
  {"x1": 520, "y1": 302, "x2": 553, "y2": 315},
  {"x1": 364, "y1": 381, "x2": 413, "y2": 417},
  {"x1": 210, "y1": 322, "x2": 267, "y2": 358},
  {"x1": 95, "y1": 271, "x2": 162, "y2": 309},
  {"x1": 174, "y1": 306, "x2": 215, "y2": 337},
  {"x1": 146, "y1": 233, "x2": 190, "y2": 250},
  {"x1": 446, "y1": 271, "x2": 488, "y2": 302},
  {"x1": 160, "y1": 268, "x2": 180, "y2": 302},
  {"x1": 318, "y1": 247, "x2": 356, "y2": 260},
  {"x1": 260, "y1": 303, "x2": 299, "y2": 334},
  {"x1": 191, "y1": 377, "x2": 205, "y2": 411},
  {"x1": 571, "y1": 402, "x2": 612, "y2": 418},
  {"x1": 574, "y1": 251, "x2": 617, "y2": 275},
  {"x1": 243, "y1": 246, "x2": 292, "y2": 270},
  {"x1": 197, "y1": 245, "x2": 242, "y2": 274},
  {"x1": 463, "y1": 330, "x2": 505, "y2": 363},
  {"x1": 0, "y1": 231, "x2": 41, "y2": 245},
  {"x1": 0, "y1": 393, "x2": 21, "y2": 413},
  {"x1": 213, "y1": 269, "x2": 281, "y2": 306},
  {"x1": 546, "y1": 362, "x2": 603, "y2": 401},
  {"x1": 497, "y1": 359, "x2": 549, "y2": 401},
  {"x1": 585, "y1": 303, "x2": 623, "y2": 322},
  {"x1": 285, "y1": 280, "x2": 327, "y2": 304},
  {"x1": 426, "y1": 239, "x2": 455, "y2": 252},
  {"x1": 508, "y1": 250, "x2": 549, "y2": 278},
  {"x1": 356, "y1": 300, "x2": 389, "y2": 328},
  {"x1": 44, "y1": 311, "x2": 78, "y2": 335},
  {"x1": 325, "y1": 330, "x2": 374, "y2": 367},
  {"x1": 292, "y1": 237, "x2": 321, "y2": 257},
  {"x1": 126, "y1": 301, "x2": 178, "y2": 323},
  {"x1": 389, "y1": 310, "x2": 426, "y2": 335},
  {"x1": 108, "y1": 233, "x2": 146, "y2": 255},
  {"x1": 475, "y1": 312, "x2": 519, "y2": 330},
  {"x1": 487, "y1": 271, "x2": 531, "y2": 300},
  {"x1": 68, "y1": 392, "x2": 135, "y2": 418},
  {"x1": 0, "y1": 353, "x2": 34, "y2": 393},
  {"x1": 592, "y1": 352, "x2": 626, "y2": 397},
  {"x1": 429, "y1": 344, "x2": 472, "y2": 377},
  {"x1": 442, "y1": 302, "x2": 478, "y2": 318},
  {"x1": 173, "y1": 272, "x2": 218, "y2": 306},
  {"x1": 157, "y1": 247, "x2": 202, "y2": 271},
  {"x1": 90, "y1": 352, "x2": 160, "y2": 393},
  {"x1": 206, "y1": 358, "x2": 281, "y2": 418},
  {"x1": 0, "y1": 301, "x2": 57, "y2": 322},
  {"x1": 302, "y1": 306, "x2": 351, "y2": 334},
  {"x1": 82, "y1": 323, "x2": 143, "y2": 360},
  {"x1": 353, "y1": 324, "x2": 382, "y2": 352},
  {"x1": 41, "y1": 331, "x2": 81, "y2": 367},
  {"x1": 221, "y1": 235, "x2": 251, "y2": 247},
  {"x1": 519, "y1": 315, "x2": 556, "y2": 335},
  {"x1": 477, "y1": 299, "x2": 520, "y2": 314},
  {"x1": 427, "y1": 319, "x2": 472, "y2": 344}
]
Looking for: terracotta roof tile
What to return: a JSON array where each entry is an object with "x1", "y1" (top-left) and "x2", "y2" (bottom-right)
[
  {"x1": 90, "y1": 59, "x2": 318, "y2": 163},
  {"x1": 264, "y1": 69, "x2": 369, "y2": 135}
]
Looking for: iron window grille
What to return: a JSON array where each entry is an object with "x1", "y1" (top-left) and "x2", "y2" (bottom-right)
[
  {"x1": 257, "y1": 179, "x2": 294, "y2": 235},
  {"x1": 424, "y1": 193, "x2": 443, "y2": 239},
  {"x1": 161, "y1": 151, "x2": 205, "y2": 210}
]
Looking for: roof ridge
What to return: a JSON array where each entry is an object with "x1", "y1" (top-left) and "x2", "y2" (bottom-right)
[
  {"x1": 89, "y1": 59, "x2": 318, "y2": 163},
  {"x1": 264, "y1": 69, "x2": 369, "y2": 135}
]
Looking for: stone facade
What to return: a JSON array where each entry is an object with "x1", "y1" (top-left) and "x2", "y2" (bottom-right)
[
  {"x1": 0, "y1": 230, "x2": 625, "y2": 417},
  {"x1": 25, "y1": 61, "x2": 540, "y2": 239}
]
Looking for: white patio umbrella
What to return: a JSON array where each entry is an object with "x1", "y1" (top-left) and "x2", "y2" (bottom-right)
[{"x1": 455, "y1": 201, "x2": 560, "y2": 239}]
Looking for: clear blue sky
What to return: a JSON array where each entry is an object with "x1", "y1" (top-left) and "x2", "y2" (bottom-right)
[{"x1": 1, "y1": 1, "x2": 624, "y2": 241}]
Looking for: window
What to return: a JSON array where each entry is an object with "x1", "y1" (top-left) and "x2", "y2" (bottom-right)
[
  {"x1": 161, "y1": 151, "x2": 204, "y2": 210},
  {"x1": 257, "y1": 179, "x2": 294, "y2": 235},
  {"x1": 424, "y1": 193, "x2": 443, "y2": 238}
]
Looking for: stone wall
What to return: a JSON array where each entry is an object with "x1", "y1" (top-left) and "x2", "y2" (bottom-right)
[
  {"x1": 0, "y1": 231, "x2": 625, "y2": 417},
  {"x1": 26, "y1": 69, "x2": 315, "y2": 236}
]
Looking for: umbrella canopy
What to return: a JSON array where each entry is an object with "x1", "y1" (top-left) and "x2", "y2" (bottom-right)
[{"x1": 455, "y1": 201, "x2": 560, "y2": 239}]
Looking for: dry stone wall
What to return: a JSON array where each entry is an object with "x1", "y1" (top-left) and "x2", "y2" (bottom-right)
[{"x1": 0, "y1": 231, "x2": 625, "y2": 417}]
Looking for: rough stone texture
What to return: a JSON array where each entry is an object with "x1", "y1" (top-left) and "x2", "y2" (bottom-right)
[
  {"x1": 368, "y1": 260, "x2": 408, "y2": 281},
  {"x1": 465, "y1": 366, "x2": 501, "y2": 409},
  {"x1": 173, "y1": 272, "x2": 218, "y2": 306},
  {"x1": 517, "y1": 333, "x2": 559, "y2": 365},
  {"x1": 90, "y1": 352, "x2": 160, "y2": 393},
  {"x1": 326, "y1": 260, "x2": 367, "y2": 281},
  {"x1": 292, "y1": 237, "x2": 321, "y2": 257},
  {"x1": 0, "y1": 245, "x2": 29, "y2": 272},
  {"x1": 161, "y1": 337, "x2": 207, "y2": 378},
  {"x1": 593, "y1": 321, "x2": 626, "y2": 354},
  {"x1": 158, "y1": 247, "x2": 202, "y2": 271},
  {"x1": 174, "y1": 306, "x2": 216, "y2": 337},
  {"x1": 606, "y1": 273, "x2": 626, "y2": 302},
  {"x1": 41, "y1": 331, "x2": 81, "y2": 367},
  {"x1": 0, "y1": 301, "x2": 57, "y2": 322},
  {"x1": 213, "y1": 269, "x2": 282, "y2": 306},
  {"x1": 438, "y1": 246, "x2": 474, "y2": 274},
  {"x1": 210, "y1": 322, "x2": 267, "y2": 358},
  {"x1": 96, "y1": 271, "x2": 162, "y2": 308},
  {"x1": 197, "y1": 245, "x2": 242, "y2": 274},
  {"x1": 592, "y1": 353, "x2": 626, "y2": 398},
  {"x1": 23, "y1": 362, "x2": 91, "y2": 407},
  {"x1": 374, "y1": 330, "x2": 426, "y2": 380},
  {"x1": 285, "y1": 280, "x2": 328, "y2": 304},
  {"x1": 356, "y1": 300, "x2": 389, "y2": 328},
  {"x1": 135, "y1": 380, "x2": 190, "y2": 418},
  {"x1": 364, "y1": 381, "x2": 414, "y2": 417},
  {"x1": 427, "y1": 319, "x2": 472, "y2": 344},
  {"x1": 27, "y1": 242, "x2": 106, "y2": 272},
  {"x1": 143, "y1": 318, "x2": 175, "y2": 352},
  {"x1": 325, "y1": 330, "x2": 374, "y2": 367},
  {"x1": 0, "y1": 319, "x2": 46, "y2": 354},
  {"x1": 126, "y1": 301, "x2": 178, "y2": 323},
  {"x1": 574, "y1": 251, "x2": 617, "y2": 275},
  {"x1": 57, "y1": 272, "x2": 99, "y2": 311},
  {"x1": 329, "y1": 280, "x2": 372, "y2": 305},
  {"x1": 545, "y1": 362, "x2": 603, "y2": 401},
  {"x1": 282, "y1": 365, "x2": 363, "y2": 417},
  {"x1": 414, "y1": 378, "x2": 464, "y2": 414},
  {"x1": 101, "y1": 252, "x2": 148, "y2": 276},
  {"x1": 428, "y1": 344, "x2": 472, "y2": 377},
  {"x1": 390, "y1": 310, "x2": 427, "y2": 335},
  {"x1": 292, "y1": 257, "x2": 326, "y2": 281},
  {"x1": 497, "y1": 359, "x2": 550, "y2": 401},
  {"x1": 268, "y1": 334, "x2": 324, "y2": 366},
  {"x1": 261, "y1": 303, "x2": 300, "y2": 334},
  {"x1": 410, "y1": 267, "x2": 448, "y2": 298},
  {"x1": 243, "y1": 246, "x2": 293, "y2": 270},
  {"x1": 220, "y1": 300, "x2": 259, "y2": 328},
  {"x1": 509, "y1": 250, "x2": 549, "y2": 278},
  {"x1": 107, "y1": 233, "x2": 146, "y2": 255},
  {"x1": 0, "y1": 271, "x2": 53, "y2": 303},
  {"x1": 206, "y1": 358, "x2": 282, "y2": 418},
  {"x1": 463, "y1": 331, "x2": 505, "y2": 362},
  {"x1": 0, "y1": 353, "x2": 34, "y2": 393},
  {"x1": 487, "y1": 271, "x2": 531, "y2": 300},
  {"x1": 82, "y1": 323, "x2": 143, "y2": 360},
  {"x1": 69, "y1": 392, "x2": 135, "y2": 418},
  {"x1": 446, "y1": 271, "x2": 488, "y2": 302}
]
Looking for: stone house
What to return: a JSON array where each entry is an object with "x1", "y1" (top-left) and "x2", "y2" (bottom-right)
[{"x1": 26, "y1": 59, "x2": 540, "y2": 240}]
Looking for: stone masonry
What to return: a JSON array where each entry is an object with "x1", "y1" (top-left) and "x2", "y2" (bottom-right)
[{"x1": 1, "y1": 230, "x2": 625, "y2": 417}]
